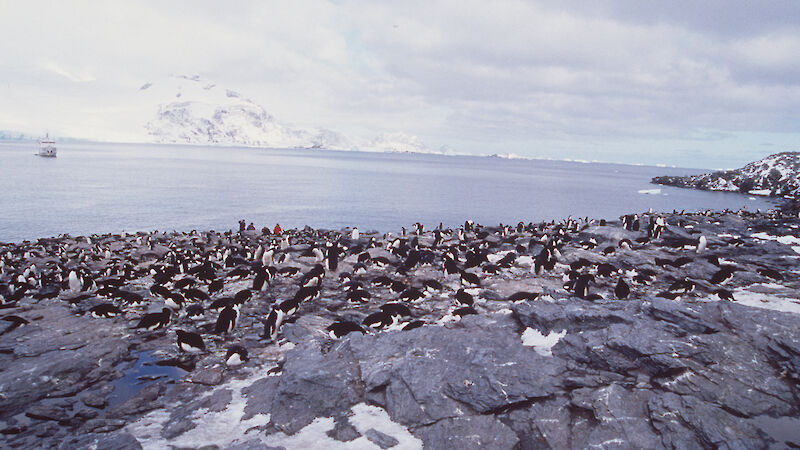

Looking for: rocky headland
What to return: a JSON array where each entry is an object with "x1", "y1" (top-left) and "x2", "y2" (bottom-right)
[
  {"x1": 1, "y1": 209, "x2": 800, "y2": 449},
  {"x1": 652, "y1": 152, "x2": 800, "y2": 207}
]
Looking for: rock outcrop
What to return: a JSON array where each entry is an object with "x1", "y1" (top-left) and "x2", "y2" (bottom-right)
[{"x1": 653, "y1": 152, "x2": 800, "y2": 199}]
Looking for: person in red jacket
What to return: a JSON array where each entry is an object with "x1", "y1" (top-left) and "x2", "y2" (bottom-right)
[{"x1": 273, "y1": 223, "x2": 282, "y2": 234}]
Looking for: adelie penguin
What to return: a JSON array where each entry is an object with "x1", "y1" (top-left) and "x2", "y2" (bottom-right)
[
  {"x1": 614, "y1": 279, "x2": 630, "y2": 299},
  {"x1": 225, "y1": 345, "x2": 249, "y2": 366},
  {"x1": 325, "y1": 241, "x2": 339, "y2": 272},
  {"x1": 215, "y1": 305, "x2": 238, "y2": 334},
  {"x1": 135, "y1": 308, "x2": 172, "y2": 331},
  {"x1": 89, "y1": 303, "x2": 124, "y2": 318},
  {"x1": 327, "y1": 320, "x2": 365, "y2": 339},
  {"x1": 176, "y1": 329, "x2": 206, "y2": 353}
]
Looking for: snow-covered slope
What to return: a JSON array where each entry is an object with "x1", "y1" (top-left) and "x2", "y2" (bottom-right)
[
  {"x1": 140, "y1": 75, "x2": 351, "y2": 149},
  {"x1": 138, "y1": 75, "x2": 448, "y2": 154},
  {"x1": 652, "y1": 152, "x2": 800, "y2": 198}
]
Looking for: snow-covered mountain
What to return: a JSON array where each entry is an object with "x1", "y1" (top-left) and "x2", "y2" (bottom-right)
[
  {"x1": 139, "y1": 75, "x2": 351, "y2": 149},
  {"x1": 138, "y1": 75, "x2": 447, "y2": 154},
  {"x1": 652, "y1": 152, "x2": 800, "y2": 198}
]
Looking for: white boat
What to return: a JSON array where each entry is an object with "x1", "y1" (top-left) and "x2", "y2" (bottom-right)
[{"x1": 38, "y1": 134, "x2": 57, "y2": 157}]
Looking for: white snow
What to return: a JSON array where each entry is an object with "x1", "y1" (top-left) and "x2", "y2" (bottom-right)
[
  {"x1": 521, "y1": 328, "x2": 567, "y2": 356},
  {"x1": 703, "y1": 283, "x2": 800, "y2": 315},
  {"x1": 748, "y1": 189, "x2": 772, "y2": 196},
  {"x1": 264, "y1": 403, "x2": 422, "y2": 449},
  {"x1": 637, "y1": 188, "x2": 661, "y2": 195},
  {"x1": 126, "y1": 369, "x2": 271, "y2": 449},
  {"x1": 751, "y1": 232, "x2": 800, "y2": 254}
]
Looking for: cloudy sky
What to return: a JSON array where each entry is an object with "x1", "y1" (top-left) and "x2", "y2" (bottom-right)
[{"x1": 1, "y1": 0, "x2": 799, "y2": 167}]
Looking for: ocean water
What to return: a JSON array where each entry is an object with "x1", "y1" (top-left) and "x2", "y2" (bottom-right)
[{"x1": 0, "y1": 141, "x2": 775, "y2": 243}]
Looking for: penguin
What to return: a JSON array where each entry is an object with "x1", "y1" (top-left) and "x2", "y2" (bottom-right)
[
  {"x1": 325, "y1": 242, "x2": 339, "y2": 272},
  {"x1": 214, "y1": 305, "x2": 238, "y2": 334},
  {"x1": 346, "y1": 289, "x2": 371, "y2": 304},
  {"x1": 422, "y1": 279, "x2": 443, "y2": 292},
  {"x1": 208, "y1": 279, "x2": 224, "y2": 294},
  {"x1": 362, "y1": 311, "x2": 396, "y2": 330},
  {"x1": 507, "y1": 291, "x2": 539, "y2": 302},
  {"x1": 402, "y1": 320, "x2": 425, "y2": 331},
  {"x1": 711, "y1": 266, "x2": 736, "y2": 285},
  {"x1": 459, "y1": 271, "x2": 481, "y2": 287},
  {"x1": 176, "y1": 330, "x2": 206, "y2": 353},
  {"x1": 614, "y1": 279, "x2": 630, "y2": 299},
  {"x1": 351, "y1": 227, "x2": 360, "y2": 241},
  {"x1": 225, "y1": 345, "x2": 249, "y2": 366},
  {"x1": 186, "y1": 303, "x2": 205, "y2": 320},
  {"x1": 135, "y1": 308, "x2": 172, "y2": 330},
  {"x1": 299, "y1": 264, "x2": 325, "y2": 287},
  {"x1": 89, "y1": 303, "x2": 124, "y2": 318},
  {"x1": 327, "y1": 320, "x2": 365, "y2": 339},
  {"x1": 398, "y1": 287, "x2": 424, "y2": 302},
  {"x1": 696, "y1": 235, "x2": 707, "y2": 254},
  {"x1": 380, "y1": 302, "x2": 412, "y2": 318},
  {"x1": 165, "y1": 292, "x2": 185, "y2": 311},
  {"x1": 443, "y1": 258, "x2": 460, "y2": 277},
  {"x1": 261, "y1": 248, "x2": 275, "y2": 267},
  {"x1": 573, "y1": 274, "x2": 594, "y2": 299},
  {"x1": 452, "y1": 306, "x2": 478, "y2": 318},
  {"x1": 293, "y1": 286, "x2": 322, "y2": 303},
  {"x1": 714, "y1": 288, "x2": 735, "y2": 301},
  {"x1": 68, "y1": 270, "x2": 83, "y2": 293},
  {"x1": 263, "y1": 307, "x2": 281, "y2": 341},
  {"x1": 454, "y1": 288, "x2": 474, "y2": 306}
]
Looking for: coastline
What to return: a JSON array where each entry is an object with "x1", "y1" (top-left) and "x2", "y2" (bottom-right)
[{"x1": 2, "y1": 209, "x2": 800, "y2": 448}]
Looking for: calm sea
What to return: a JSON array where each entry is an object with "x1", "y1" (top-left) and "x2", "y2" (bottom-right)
[{"x1": 0, "y1": 141, "x2": 775, "y2": 243}]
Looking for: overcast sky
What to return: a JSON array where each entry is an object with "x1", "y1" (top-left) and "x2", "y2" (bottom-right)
[{"x1": 1, "y1": 0, "x2": 799, "y2": 167}]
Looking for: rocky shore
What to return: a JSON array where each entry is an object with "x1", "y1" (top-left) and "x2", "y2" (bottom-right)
[
  {"x1": 652, "y1": 152, "x2": 800, "y2": 210},
  {"x1": 2, "y1": 209, "x2": 800, "y2": 449}
]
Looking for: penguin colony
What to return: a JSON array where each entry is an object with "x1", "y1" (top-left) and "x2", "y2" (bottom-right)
[{"x1": 1, "y1": 209, "x2": 798, "y2": 374}]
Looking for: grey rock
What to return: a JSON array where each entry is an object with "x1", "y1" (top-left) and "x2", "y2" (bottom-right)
[
  {"x1": 416, "y1": 415, "x2": 519, "y2": 449},
  {"x1": 25, "y1": 404, "x2": 70, "y2": 422},
  {"x1": 190, "y1": 367, "x2": 224, "y2": 386},
  {"x1": 242, "y1": 377, "x2": 280, "y2": 421},
  {"x1": 80, "y1": 392, "x2": 108, "y2": 409},
  {"x1": 364, "y1": 428, "x2": 399, "y2": 449},
  {"x1": 58, "y1": 431, "x2": 143, "y2": 450},
  {"x1": 269, "y1": 341, "x2": 364, "y2": 434},
  {"x1": 227, "y1": 439, "x2": 284, "y2": 450},
  {"x1": 326, "y1": 415, "x2": 361, "y2": 442}
]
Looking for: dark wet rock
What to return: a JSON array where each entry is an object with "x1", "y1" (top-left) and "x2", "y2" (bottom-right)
[
  {"x1": 80, "y1": 392, "x2": 108, "y2": 409},
  {"x1": 190, "y1": 367, "x2": 225, "y2": 386},
  {"x1": 3, "y1": 211, "x2": 800, "y2": 447},
  {"x1": 364, "y1": 428, "x2": 399, "y2": 448},
  {"x1": 58, "y1": 431, "x2": 143, "y2": 450},
  {"x1": 0, "y1": 305, "x2": 128, "y2": 420},
  {"x1": 269, "y1": 342, "x2": 364, "y2": 434},
  {"x1": 80, "y1": 418, "x2": 127, "y2": 433},
  {"x1": 648, "y1": 392, "x2": 770, "y2": 449},
  {"x1": 416, "y1": 415, "x2": 519, "y2": 449},
  {"x1": 25, "y1": 404, "x2": 70, "y2": 422},
  {"x1": 109, "y1": 382, "x2": 165, "y2": 417},
  {"x1": 242, "y1": 377, "x2": 280, "y2": 421},
  {"x1": 227, "y1": 439, "x2": 283, "y2": 450},
  {"x1": 326, "y1": 415, "x2": 361, "y2": 442}
]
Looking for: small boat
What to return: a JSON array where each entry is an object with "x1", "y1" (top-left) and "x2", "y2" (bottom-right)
[{"x1": 38, "y1": 134, "x2": 57, "y2": 157}]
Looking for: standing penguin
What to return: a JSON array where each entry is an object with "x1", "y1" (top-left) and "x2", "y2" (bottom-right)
[
  {"x1": 696, "y1": 235, "x2": 707, "y2": 254},
  {"x1": 215, "y1": 305, "x2": 238, "y2": 334},
  {"x1": 326, "y1": 241, "x2": 339, "y2": 272},
  {"x1": 615, "y1": 278, "x2": 630, "y2": 299},
  {"x1": 351, "y1": 227, "x2": 360, "y2": 240}
]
